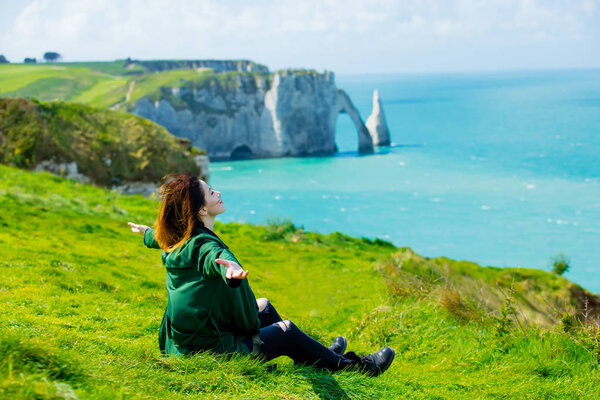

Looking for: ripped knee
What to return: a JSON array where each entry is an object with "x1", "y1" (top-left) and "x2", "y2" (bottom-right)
[
  {"x1": 257, "y1": 298, "x2": 270, "y2": 312},
  {"x1": 276, "y1": 320, "x2": 293, "y2": 332}
]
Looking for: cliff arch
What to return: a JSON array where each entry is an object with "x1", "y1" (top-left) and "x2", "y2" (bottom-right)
[
  {"x1": 133, "y1": 70, "x2": 377, "y2": 160},
  {"x1": 334, "y1": 90, "x2": 373, "y2": 154},
  {"x1": 230, "y1": 145, "x2": 254, "y2": 160}
]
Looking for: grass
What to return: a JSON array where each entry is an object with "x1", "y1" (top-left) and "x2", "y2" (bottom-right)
[
  {"x1": 1, "y1": 164, "x2": 599, "y2": 399},
  {"x1": 71, "y1": 77, "x2": 129, "y2": 105},
  {"x1": 0, "y1": 65, "x2": 114, "y2": 101}
]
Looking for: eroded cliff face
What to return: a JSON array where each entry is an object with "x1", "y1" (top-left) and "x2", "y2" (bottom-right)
[
  {"x1": 125, "y1": 59, "x2": 269, "y2": 73},
  {"x1": 133, "y1": 70, "x2": 387, "y2": 160}
]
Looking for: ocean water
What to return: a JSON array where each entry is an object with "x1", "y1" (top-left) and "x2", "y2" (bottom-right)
[{"x1": 210, "y1": 69, "x2": 600, "y2": 293}]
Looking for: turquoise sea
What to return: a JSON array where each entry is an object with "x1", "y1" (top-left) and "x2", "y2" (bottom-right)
[{"x1": 210, "y1": 69, "x2": 600, "y2": 293}]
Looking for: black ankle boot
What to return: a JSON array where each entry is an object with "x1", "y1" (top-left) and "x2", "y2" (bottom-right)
[
  {"x1": 343, "y1": 347, "x2": 395, "y2": 377},
  {"x1": 329, "y1": 336, "x2": 348, "y2": 355}
]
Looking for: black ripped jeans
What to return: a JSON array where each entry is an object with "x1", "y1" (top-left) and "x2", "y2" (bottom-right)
[{"x1": 244, "y1": 299, "x2": 354, "y2": 371}]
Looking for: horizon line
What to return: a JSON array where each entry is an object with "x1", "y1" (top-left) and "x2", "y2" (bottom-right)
[{"x1": 1, "y1": 57, "x2": 599, "y2": 76}]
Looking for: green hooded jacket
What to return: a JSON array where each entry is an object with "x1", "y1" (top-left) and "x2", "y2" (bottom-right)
[{"x1": 144, "y1": 227, "x2": 261, "y2": 356}]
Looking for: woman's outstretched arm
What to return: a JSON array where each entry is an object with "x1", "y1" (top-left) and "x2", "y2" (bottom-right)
[
  {"x1": 128, "y1": 222, "x2": 160, "y2": 249},
  {"x1": 128, "y1": 222, "x2": 150, "y2": 235},
  {"x1": 216, "y1": 258, "x2": 249, "y2": 280}
]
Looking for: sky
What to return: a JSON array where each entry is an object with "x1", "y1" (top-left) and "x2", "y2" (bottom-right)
[{"x1": 1, "y1": 0, "x2": 599, "y2": 74}]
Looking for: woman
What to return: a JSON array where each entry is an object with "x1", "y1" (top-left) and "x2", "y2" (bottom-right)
[{"x1": 128, "y1": 173, "x2": 394, "y2": 376}]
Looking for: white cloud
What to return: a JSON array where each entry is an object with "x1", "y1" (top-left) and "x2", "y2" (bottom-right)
[
  {"x1": 1, "y1": 0, "x2": 598, "y2": 72},
  {"x1": 433, "y1": 19, "x2": 454, "y2": 36},
  {"x1": 582, "y1": 0, "x2": 597, "y2": 13}
]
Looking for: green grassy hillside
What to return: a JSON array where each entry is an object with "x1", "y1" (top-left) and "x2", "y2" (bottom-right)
[
  {"x1": 0, "y1": 63, "x2": 128, "y2": 103},
  {"x1": 1, "y1": 164, "x2": 599, "y2": 399},
  {"x1": 0, "y1": 98, "x2": 206, "y2": 186},
  {"x1": 0, "y1": 61, "x2": 271, "y2": 111}
]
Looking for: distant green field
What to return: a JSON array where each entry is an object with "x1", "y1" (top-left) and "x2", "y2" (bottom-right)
[
  {"x1": 0, "y1": 61, "x2": 271, "y2": 110},
  {"x1": 0, "y1": 64, "x2": 118, "y2": 101},
  {"x1": 71, "y1": 77, "x2": 128, "y2": 106},
  {"x1": 1, "y1": 164, "x2": 599, "y2": 399}
]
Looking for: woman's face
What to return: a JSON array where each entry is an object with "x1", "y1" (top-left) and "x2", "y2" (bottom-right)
[{"x1": 199, "y1": 180, "x2": 225, "y2": 217}]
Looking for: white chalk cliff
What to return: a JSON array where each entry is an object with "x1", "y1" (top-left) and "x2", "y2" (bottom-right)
[
  {"x1": 134, "y1": 70, "x2": 388, "y2": 160},
  {"x1": 365, "y1": 90, "x2": 391, "y2": 147}
]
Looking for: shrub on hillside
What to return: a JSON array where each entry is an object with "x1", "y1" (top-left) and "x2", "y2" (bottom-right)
[
  {"x1": 0, "y1": 97, "x2": 207, "y2": 186},
  {"x1": 439, "y1": 286, "x2": 478, "y2": 321},
  {"x1": 494, "y1": 285, "x2": 518, "y2": 341},
  {"x1": 263, "y1": 218, "x2": 304, "y2": 241},
  {"x1": 551, "y1": 252, "x2": 570, "y2": 275},
  {"x1": 560, "y1": 299, "x2": 600, "y2": 363}
]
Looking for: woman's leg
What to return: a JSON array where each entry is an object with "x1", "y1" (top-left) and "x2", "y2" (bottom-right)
[
  {"x1": 256, "y1": 298, "x2": 347, "y2": 354},
  {"x1": 256, "y1": 298, "x2": 283, "y2": 327},
  {"x1": 257, "y1": 320, "x2": 355, "y2": 371}
]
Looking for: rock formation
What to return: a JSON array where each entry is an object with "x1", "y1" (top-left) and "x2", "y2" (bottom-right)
[
  {"x1": 35, "y1": 160, "x2": 90, "y2": 183},
  {"x1": 134, "y1": 70, "x2": 383, "y2": 160},
  {"x1": 365, "y1": 90, "x2": 391, "y2": 146}
]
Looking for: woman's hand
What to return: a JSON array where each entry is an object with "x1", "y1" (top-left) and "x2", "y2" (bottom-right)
[
  {"x1": 216, "y1": 259, "x2": 249, "y2": 280},
  {"x1": 128, "y1": 222, "x2": 150, "y2": 235}
]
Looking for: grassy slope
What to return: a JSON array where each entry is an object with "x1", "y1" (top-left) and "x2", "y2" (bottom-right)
[
  {"x1": 1, "y1": 165, "x2": 599, "y2": 399},
  {"x1": 0, "y1": 98, "x2": 205, "y2": 186},
  {"x1": 0, "y1": 64, "x2": 123, "y2": 101},
  {"x1": 0, "y1": 62, "x2": 271, "y2": 111}
]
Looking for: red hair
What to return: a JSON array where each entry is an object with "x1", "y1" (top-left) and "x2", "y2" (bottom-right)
[{"x1": 154, "y1": 173, "x2": 205, "y2": 252}]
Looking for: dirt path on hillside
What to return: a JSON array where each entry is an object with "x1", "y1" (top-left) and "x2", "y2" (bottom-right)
[{"x1": 125, "y1": 80, "x2": 136, "y2": 102}]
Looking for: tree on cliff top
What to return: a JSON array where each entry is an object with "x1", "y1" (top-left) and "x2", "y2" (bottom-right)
[{"x1": 43, "y1": 52, "x2": 62, "y2": 62}]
